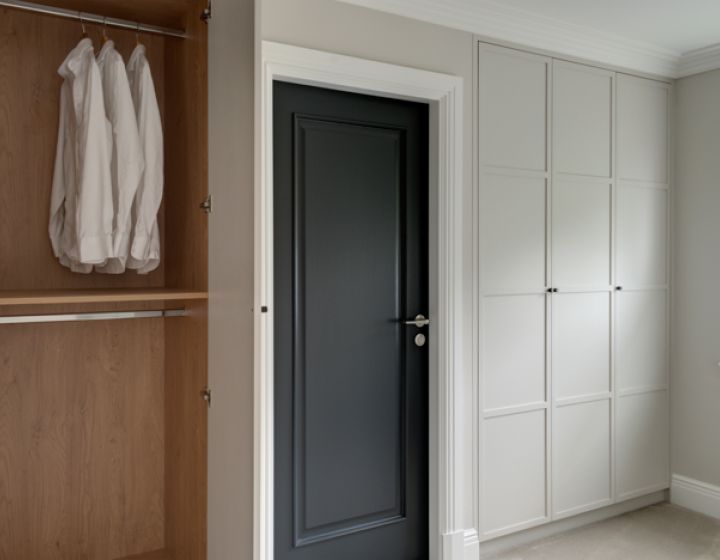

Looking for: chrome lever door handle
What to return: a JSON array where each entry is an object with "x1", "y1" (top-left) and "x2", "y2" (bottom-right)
[{"x1": 404, "y1": 314, "x2": 430, "y2": 328}]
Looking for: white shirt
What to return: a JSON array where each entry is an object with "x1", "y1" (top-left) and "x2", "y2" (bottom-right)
[
  {"x1": 49, "y1": 38, "x2": 114, "y2": 273},
  {"x1": 126, "y1": 44, "x2": 163, "y2": 274},
  {"x1": 95, "y1": 40, "x2": 145, "y2": 274}
]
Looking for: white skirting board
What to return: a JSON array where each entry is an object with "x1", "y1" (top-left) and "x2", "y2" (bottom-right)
[
  {"x1": 468, "y1": 491, "x2": 668, "y2": 559},
  {"x1": 671, "y1": 475, "x2": 720, "y2": 520}
]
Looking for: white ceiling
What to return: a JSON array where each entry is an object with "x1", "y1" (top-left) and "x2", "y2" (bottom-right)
[
  {"x1": 498, "y1": 0, "x2": 720, "y2": 54},
  {"x1": 337, "y1": 0, "x2": 720, "y2": 77}
]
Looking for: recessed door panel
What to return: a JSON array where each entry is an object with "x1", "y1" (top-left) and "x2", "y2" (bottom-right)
[
  {"x1": 553, "y1": 292, "x2": 611, "y2": 399},
  {"x1": 617, "y1": 76, "x2": 669, "y2": 184},
  {"x1": 552, "y1": 178, "x2": 612, "y2": 288},
  {"x1": 617, "y1": 187, "x2": 668, "y2": 287},
  {"x1": 616, "y1": 290, "x2": 668, "y2": 392},
  {"x1": 482, "y1": 411, "x2": 547, "y2": 535},
  {"x1": 478, "y1": 46, "x2": 549, "y2": 171},
  {"x1": 554, "y1": 62, "x2": 612, "y2": 178},
  {"x1": 481, "y1": 173, "x2": 547, "y2": 293},
  {"x1": 482, "y1": 295, "x2": 546, "y2": 411},
  {"x1": 616, "y1": 392, "x2": 670, "y2": 498},
  {"x1": 553, "y1": 400, "x2": 611, "y2": 516}
]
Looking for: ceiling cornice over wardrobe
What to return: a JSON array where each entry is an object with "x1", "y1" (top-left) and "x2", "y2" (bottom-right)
[{"x1": 337, "y1": 0, "x2": 720, "y2": 79}]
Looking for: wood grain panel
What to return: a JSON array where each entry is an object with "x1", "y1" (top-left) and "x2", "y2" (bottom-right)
[
  {"x1": 163, "y1": 0, "x2": 208, "y2": 291},
  {"x1": 165, "y1": 300, "x2": 208, "y2": 560},
  {"x1": 0, "y1": 8, "x2": 166, "y2": 290},
  {"x1": 0, "y1": 288, "x2": 207, "y2": 306},
  {"x1": 0, "y1": 318, "x2": 166, "y2": 559}
]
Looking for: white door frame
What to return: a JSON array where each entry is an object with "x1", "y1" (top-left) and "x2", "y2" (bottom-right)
[{"x1": 254, "y1": 41, "x2": 466, "y2": 560}]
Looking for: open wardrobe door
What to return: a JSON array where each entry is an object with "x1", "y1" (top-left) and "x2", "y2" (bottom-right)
[{"x1": 0, "y1": 1, "x2": 210, "y2": 559}]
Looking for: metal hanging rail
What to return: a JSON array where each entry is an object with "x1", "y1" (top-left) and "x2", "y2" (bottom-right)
[
  {"x1": 0, "y1": 0, "x2": 187, "y2": 39},
  {"x1": 0, "y1": 309, "x2": 185, "y2": 325}
]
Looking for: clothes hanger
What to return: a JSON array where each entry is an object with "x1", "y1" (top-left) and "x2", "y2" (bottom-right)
[{"x1": 136, "y1": 22, "x2": 141, "y2": 47}]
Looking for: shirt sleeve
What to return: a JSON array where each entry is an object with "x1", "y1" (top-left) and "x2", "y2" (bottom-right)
[
  {"x1": 74, "y1": 51, "x2": 114, "y2": 265},
  {"x1": 49, "y1": 82, "x2": 69, "y2": 259},
  {"x1": 129, "y1": 56, "x2": 163, "y2": 272}
]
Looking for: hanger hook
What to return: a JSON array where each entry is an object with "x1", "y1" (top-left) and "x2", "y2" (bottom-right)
[
  {"x1": 136, "y1": 22, "x2": 141, "y2": 45},
  {"x1": 78, "y1": 11, "x2": 87, "y2": 37},
  {"x1": 102, "y1": 16, "x2": 109, "y2": 42}
]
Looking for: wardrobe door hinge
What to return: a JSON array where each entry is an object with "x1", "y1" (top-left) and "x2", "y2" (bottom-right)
[
  {"x1": 201, "y1": 1, "x2": 212, "y2": 22},
  {"x1": 202, "y1": 387, "x2": 212, "y2": 407},
  {"x1": 200, "y1": 195, "x2": 212, "y2": 214}
]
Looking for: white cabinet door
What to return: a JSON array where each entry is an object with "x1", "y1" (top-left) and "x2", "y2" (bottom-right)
[
  {"x1": 616, "y1": 290, "x2": 668, "y2": 393},
  {"x1": 553, "y1": 293, "x2": 611, "y2": 400},
  {"x1": 553, "y1": 400, "x2": 612, "y2": 516},
  {"x1": 482, "y1": 411, "x2": 548, "y2": 537},
  {"x1": 616, "y1": 391, "x2": 670, "y2": 498},
  {"x1": 479, "y1": 46, "x2": 549, "y2": 172},
  {"x1": 617, "y1": 75, "x2": 669, "y2": 184},
  {"x1": 554, "y1": 62, "x2": 613, "y2": 178},
  {"x1": 478, "y1": 44, "x2": 551, "y2": 540},
  {"x1": 552, "y1": 178, "x2": 612, "y2": 288},
  {"x1": 617, "y1": 187, "x2": 668, "y2": 288}
]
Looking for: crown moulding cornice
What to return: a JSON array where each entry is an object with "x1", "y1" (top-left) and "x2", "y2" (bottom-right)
[{"x1": 337, "y1": 0, "x2": 720, "y2": 79}]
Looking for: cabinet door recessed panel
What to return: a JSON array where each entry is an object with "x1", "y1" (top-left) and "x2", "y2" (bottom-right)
[
  {"x1": 478, "y1": 47, "x2": 548, "y2": 171},
  {"x1": 617, "y1": 76, "x2": 669, "y2": 184},
  {"x1": 616, "y1": 391, "x2": 670, "y2": 498},
  {"x1": 552, "y1": 178, "x2": 612, "y2": 287},
  {"x1": 482, "y1": 295, "x2": 546, "y2": 411},
  {"x1": 617, "y1": 187, "x2": 668, "y2": 287},
  {"x1": 482, "y1": 411, "x2": 547, "y2": 535},
  {"x1": 481, "y1": 174, "x2": 547, "y2": 293},
  {"x1": 553, "y1": 400, "x2": 611, "y2": 516},
  {"x1": 553, "y1": 292, "x2": 611, "y2": 399},
  {"x1": 554, "y1": 62, "x2": 612, "y2": 178},
  {"x1": 616, "y1": 290, "x2": 668, "y2": 392}
]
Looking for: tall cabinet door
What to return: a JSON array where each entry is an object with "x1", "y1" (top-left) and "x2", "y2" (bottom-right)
[
  {"x1": 551, "y1": 61, "x2": 614, "y2": 518},
  {"x1": 615, "y1": 75, "x2": 670, "y2": 500},
  {"x1": 478, "y1": 44, "x2": 550, "y2": 540}
]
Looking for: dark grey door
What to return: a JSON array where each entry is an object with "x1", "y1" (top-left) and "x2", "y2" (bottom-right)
[{"x1": 273, "y1": 81, "x2": 429, "y2": 560}]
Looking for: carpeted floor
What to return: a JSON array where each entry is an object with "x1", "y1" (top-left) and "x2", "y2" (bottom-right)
[{"x1": 486, "y1": 504, "x2": 720, "y2": 559}]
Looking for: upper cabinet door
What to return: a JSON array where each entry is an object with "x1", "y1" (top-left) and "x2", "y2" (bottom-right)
[
  {"x1": 617, "y1": 75, "x2": 670, "y2": 184},
  {"x1": 552, "y1": 62, "x2": 613, "y2": 288},
  {"x1": 554, "y1": 62, "x2": 613, "y2": 178},
  {"x1": 478, "y1": 46, "x2": 549, "y2": 172}
]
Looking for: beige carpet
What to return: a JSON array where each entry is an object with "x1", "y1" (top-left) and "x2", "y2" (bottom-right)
[{"x1": 486, "y1": 504, "x2": 720, "y2": 559}]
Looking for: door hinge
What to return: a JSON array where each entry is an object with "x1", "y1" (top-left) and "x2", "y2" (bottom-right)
[
  {"x1": 200, "y1": 195, "x2": 212, "y2": 214},
  {"x1": 201, "y1": 387, "x2": 212, "y2": 407},
  {"x1": 201, "y1": 1, "x2": 212, "y2": 22}
]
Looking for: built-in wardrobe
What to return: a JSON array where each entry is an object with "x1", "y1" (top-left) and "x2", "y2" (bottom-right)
[
  {"x1": 0, "y1": 1, "x2": 209, "y2": 559},
  {"x1": 477, "y1": 42, "x2": 670, "y2": 540}
]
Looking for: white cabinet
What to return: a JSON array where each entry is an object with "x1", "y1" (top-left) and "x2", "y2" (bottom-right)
[
  {"x1": 478, "y1": 44, "x2": 551, "y2": 539},
  {"x1": 477, "y1": 45, "x2": 670, "y2": 542}
]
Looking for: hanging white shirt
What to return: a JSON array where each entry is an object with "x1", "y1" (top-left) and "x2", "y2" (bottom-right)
[
  {"x1": 126, "y1": 44, "x2": 163, "y2": 275},
  {"x1": 49, "y1": 37, "x2": 114, "y2": 273},
  {"x1": 95, "y1": 40, "x2": 145, "y2": 274}
]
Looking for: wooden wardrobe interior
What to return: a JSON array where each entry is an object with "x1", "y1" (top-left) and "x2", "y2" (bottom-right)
[{"x1": 0, "y1": 1, "x2": 209, "y2": 559}]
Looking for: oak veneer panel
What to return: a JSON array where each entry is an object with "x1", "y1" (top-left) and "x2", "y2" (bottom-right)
[
  {"x1": 163, "y1": 0, "x2": 208, "y2": 292},
  {"x1": 0, "y1": 288, "x2": 208, "y2": 306},
  {"x1": 115, "y1": 549, "x2": 171, "y2": 560},
  {"x1": 0, "y1": 9, "x2": 166, "y2": 290},
  {"x1": 0, "y1": 318, "x2": 166, "y2": 559},
  {"x1": 165, "y1": 300, "x2": 207, "y2": 560}
]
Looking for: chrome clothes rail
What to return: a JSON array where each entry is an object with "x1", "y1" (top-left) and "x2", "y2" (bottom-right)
[
  {"x1": 0, "y1": 309, "x2": 185, "y2": 325},
  {"x1": 0, "y1": 0, "x2": 187, "y2": 39}
]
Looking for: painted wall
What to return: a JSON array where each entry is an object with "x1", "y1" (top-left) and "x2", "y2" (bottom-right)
[
  {"x1": 208, "y1": 0, "x2": 256, "y2": 558},
  {"x1": 261, "y1": 0, "x2": 477, "y2": 534},
  {"x1": 673, "y1": 69, "x2": 720, "y2": 488}
]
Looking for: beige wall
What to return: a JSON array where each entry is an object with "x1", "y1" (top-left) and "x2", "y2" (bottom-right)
[
  {"x1": 673, "y1": 69, "x2": 720, "y2": 487},
  {"x1": 208, "y1": 0, "x2": 256, "y2": 558}
]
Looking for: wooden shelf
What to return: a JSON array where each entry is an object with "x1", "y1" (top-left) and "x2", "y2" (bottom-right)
[
  {"x1": 115, "y1": 550, "x2": 170, "y2": 560},
  {"x1": 0, "y1": 289, "x2": 208, "y2": 307}
]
